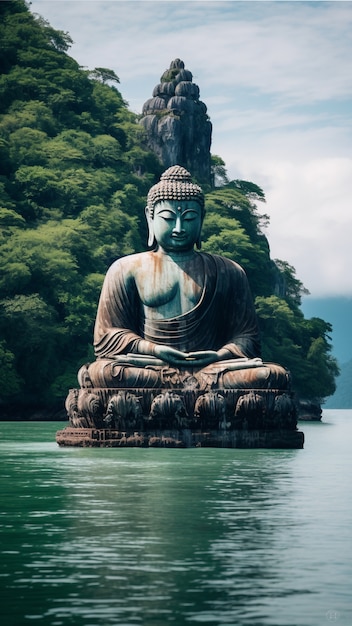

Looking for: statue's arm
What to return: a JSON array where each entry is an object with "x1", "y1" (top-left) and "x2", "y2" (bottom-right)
[
  {"x1": 93, "y1": 261, "x2": 145, "y2": 358},
  {"x1": 209, "y1": 257, "x2": 262, "y2": 361},
  {"x1": 93, "y1": 260, "x2": 189, "y2": 364}
]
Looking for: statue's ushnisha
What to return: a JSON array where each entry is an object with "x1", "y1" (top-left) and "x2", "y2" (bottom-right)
[{"x1": 59, "y1": 166, "x2": 303, "y2": 447}]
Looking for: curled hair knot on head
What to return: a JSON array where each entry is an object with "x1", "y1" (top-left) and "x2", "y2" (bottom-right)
[{"x1": 146, "y1": 166, "x2": 205, "y2": 218}]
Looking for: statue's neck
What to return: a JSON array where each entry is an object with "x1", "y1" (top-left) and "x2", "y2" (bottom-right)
[{"x1": 156, "y1": 246, "x2": 197, "y2": 263}]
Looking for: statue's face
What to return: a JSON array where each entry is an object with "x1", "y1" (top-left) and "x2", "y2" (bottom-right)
[{"x1": 151, "y1": 200, "x2": 202, "y2": 252}]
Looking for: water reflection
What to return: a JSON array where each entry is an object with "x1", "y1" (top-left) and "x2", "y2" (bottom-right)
[{"x1": 1, "y1": 418, "x2": 351, "y2": 626}]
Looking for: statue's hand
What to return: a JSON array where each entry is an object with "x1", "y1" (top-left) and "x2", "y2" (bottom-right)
[
  {"x1": 153, "y1": 345, "x2": 190, "y2": 366},
  {"x1": 184, "y1": 350, "x2": 219, "y2": 367}
]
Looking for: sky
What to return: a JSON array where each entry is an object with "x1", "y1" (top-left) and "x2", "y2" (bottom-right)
[{"x1": 29, "y1": 0, "x2": 352, "y2": 362}]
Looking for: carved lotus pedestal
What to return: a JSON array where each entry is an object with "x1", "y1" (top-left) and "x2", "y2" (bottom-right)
[{"x1": 56, "y1": 387, "x2": 304, "y2": 449}]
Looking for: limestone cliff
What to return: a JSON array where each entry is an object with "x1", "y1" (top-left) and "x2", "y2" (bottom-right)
[{"x1": 140, "y1": 59, "x2": 212, "y2": 187}]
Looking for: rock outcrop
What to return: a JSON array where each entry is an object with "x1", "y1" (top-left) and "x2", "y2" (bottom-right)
[{"x1": 140, "y1": 59, "x2": 212, "y2": 186}]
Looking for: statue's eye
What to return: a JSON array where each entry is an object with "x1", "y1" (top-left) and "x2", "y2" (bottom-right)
[
  {"x1": 183, "y1": 211, "x2": 198, "y2": 221},
  {"x1": 159, "y1": 211, "x2": 175, "y2": 221}
]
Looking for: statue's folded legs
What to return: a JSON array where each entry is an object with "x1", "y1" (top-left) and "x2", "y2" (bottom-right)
[{"x1": 82, "y1": 358, "x2": 290, "y2": 391}]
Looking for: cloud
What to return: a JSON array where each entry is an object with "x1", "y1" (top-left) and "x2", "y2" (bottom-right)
[
  {"x1": 32, "y1": 2, "x2": 352, "y2": 111},
  {"x1": 30, "y1": 0, "x2": 352, "y2": 298},
  {"x1": 238, "y1": 156, "x2": 352, "y2": 297},
  {"x1": 33, "y1": 2, "x2": 352, "y2": 99}
]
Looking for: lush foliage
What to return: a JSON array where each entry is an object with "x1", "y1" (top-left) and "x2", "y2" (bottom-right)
[
  {"x1": 0, "y1": 0, "x2": 160, "y2": 405},
  {"x1": 325, "y1": 359, "x2": 352, "y2": 409},
  {"x1": 203, "y1": 185, "x2": 339, "y2": 401},
  {"x1": 0, "y1": 1, "x2": 338, "y2": 407}
]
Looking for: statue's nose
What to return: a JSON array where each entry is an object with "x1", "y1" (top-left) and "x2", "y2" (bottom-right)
[{"x1": 173, "y1": 215, "x2": 185, "y2": 233}]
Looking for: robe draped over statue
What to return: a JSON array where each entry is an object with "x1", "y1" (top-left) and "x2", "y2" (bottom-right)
[{"x1": 85, "y1": 252, "x2": 289, "y2": 390}]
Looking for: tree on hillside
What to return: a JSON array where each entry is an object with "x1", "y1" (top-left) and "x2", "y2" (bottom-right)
[
  {"x1": 203, "y1": 181, "x2": 339, "y2": 403},
  {"x1": 203, "y1": 185, "x2": 275, "y2": 297},
  {"x1": 0, "y1": 0, "x2": 338, "y2": 409},
  {"x1": 0, "y1": 0, "x2": 161, "y2": 406}
]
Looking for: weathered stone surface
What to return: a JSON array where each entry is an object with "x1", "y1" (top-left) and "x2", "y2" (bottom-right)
[
  {"x1": 56, "y1": 426, "x2": 304, "y2": 449},
  {"x1": 57, "y1": 167, "x2": 304, "y2": 449},
  {"x1": 57, "y1": 386, "x2": 304, "y2": 448},
  {"x1": 175, "y1": 81, "x2": 200, "y2": 99},
  {"x1": 142, "y1": 96, "x2": 167, "y2": 114},
  {"x1": 140, "y1": 59, "x2": 212, "y2": 186},
  {"x1": 167, "y1": 96, "x2": 193, "y2": 112}
]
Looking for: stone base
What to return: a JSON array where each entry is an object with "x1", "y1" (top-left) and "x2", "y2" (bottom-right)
[
  {"x1": 61, "y1": 385, "x2": 304, "y2": 449},
  {"x1": 56, "y1": 427, "x2": 304, "y2": 449}
]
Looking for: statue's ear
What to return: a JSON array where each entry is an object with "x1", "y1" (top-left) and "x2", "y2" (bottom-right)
[
  {"x1": 145, "y1": 206, "x2": 155, "y2": 247},
  {"x1": 196, "y1": 211, "x2": 205, "y2": 250}
]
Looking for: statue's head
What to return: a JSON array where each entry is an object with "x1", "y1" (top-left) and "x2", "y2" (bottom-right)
[{"x1": 146, "y1": 166, "x2": 205, "y2": 251}]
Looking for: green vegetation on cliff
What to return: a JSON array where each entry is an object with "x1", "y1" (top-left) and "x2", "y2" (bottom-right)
[
  {"x1": 0, "y1": 0, "x2": 338, "y2": 409},
  {"x1": 324, "y1": 359, "x2": 352, "y2": 408}
]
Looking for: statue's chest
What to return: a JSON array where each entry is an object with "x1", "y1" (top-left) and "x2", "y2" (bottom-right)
[{"x1": 135, "y1": 262, "x2": 203, "y2": 318}]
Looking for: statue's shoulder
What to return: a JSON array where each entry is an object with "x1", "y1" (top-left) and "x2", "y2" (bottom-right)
[
  {"x1": 201, "y1": 252, "x2": 245, "y2": 274},
  {"x1": 107, "y1": 251, "x2": 152, "y2": 278}
]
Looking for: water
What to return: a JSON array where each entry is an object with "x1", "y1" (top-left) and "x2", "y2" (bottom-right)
[{"x1": 0, "y1": 411, "x2": 351, "y2": 626}]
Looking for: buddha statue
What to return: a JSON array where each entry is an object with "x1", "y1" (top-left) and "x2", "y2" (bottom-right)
[
  {"x1": 60, "y1": 166, "x2": 302, "y2": 447},
  {"x1": 82, "y1": 165, "x2": 288, "y2": 392}
]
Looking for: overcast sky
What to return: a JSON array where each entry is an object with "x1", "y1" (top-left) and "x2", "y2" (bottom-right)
[{"x1": 30, "y1": 0, "x2": 352, "y2": 300}]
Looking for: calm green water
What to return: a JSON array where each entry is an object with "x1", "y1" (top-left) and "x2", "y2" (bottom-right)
[{"x1": 0, "y1": 411, "x2": 351, "y2": 626}]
